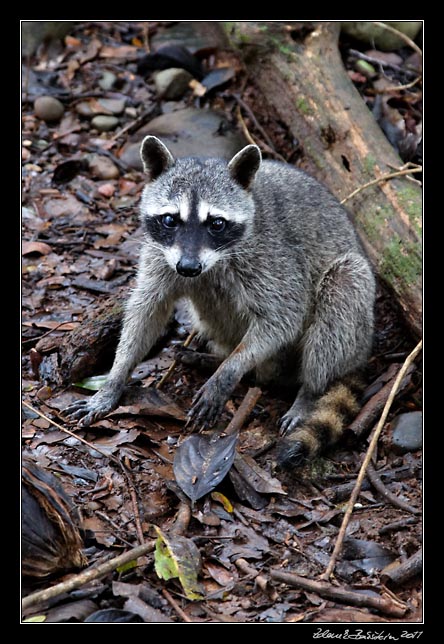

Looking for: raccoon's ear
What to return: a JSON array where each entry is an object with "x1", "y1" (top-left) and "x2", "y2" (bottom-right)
[
  {"x1": 140, "y1": 136, "x2": 175, "y2": 181},
  {"x1": 228, "y1": 144, "x2": 261, "y2": 190}
]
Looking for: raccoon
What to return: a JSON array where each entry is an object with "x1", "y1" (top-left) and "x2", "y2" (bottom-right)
[{"x1": 65, "y1": 136, "x2": 375, "y2": 468}]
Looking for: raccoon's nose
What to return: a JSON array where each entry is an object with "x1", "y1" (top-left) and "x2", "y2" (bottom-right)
[{"x1": 176, "y1": 257, "x2": 202, "y2": 277}]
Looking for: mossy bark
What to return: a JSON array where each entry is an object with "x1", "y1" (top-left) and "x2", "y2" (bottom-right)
[{"x1": 224, "y1": 21, "x2": 422, "y2": 338}]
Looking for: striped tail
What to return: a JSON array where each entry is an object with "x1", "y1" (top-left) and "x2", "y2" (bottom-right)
[{"x1": 276, "y1": 374, "x2": 365, "y2": 469}]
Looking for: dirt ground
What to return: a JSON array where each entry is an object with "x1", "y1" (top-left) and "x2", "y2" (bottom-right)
[{"x1": 21, "y1": 21, "x2": 422, "y2": 625}]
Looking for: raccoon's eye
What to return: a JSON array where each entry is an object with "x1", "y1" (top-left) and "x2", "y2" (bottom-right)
[
  {"x1": 208, "y1": 217, "x2": 226, "y2": 233},
  {"x1": 161, "y1": 213, "x2": 180, "y2": 229}
]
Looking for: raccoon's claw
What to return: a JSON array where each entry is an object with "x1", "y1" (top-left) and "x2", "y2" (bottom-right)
[
  {"x1": 187, "y1": 380, "x2": 227, "y2": 429},
  {"x1": 64, "y1": 390, "x2": 120, "y2": 427},
  {"x1": 64, "y1": 399, "x2": 103, "y2": 427},
  {"x1": 279, "y1": 412, "x2": 303, "y2": 436}
]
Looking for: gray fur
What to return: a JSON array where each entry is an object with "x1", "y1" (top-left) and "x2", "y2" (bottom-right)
[{"x1": 65, "y1": 136, "x2": 375, "y2": 442}]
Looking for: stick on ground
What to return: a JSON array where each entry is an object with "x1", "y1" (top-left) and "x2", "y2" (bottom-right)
[
  {"x1": 22, "y1": 540, "x2": 156, "y2": 612},
  {"x1": 381, "y1": 548, "x2": 422, "y2": 586},
  {"x1": 270, "y1": 570, "x2": 407, "y2": 618},
  {"x1": 321, "y1": 340, "x2": 422, "y2": 581}
]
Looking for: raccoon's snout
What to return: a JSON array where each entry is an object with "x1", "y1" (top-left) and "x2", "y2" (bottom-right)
[{"x1": 176, "y1": 257, "x2": 203, "y2": 278}]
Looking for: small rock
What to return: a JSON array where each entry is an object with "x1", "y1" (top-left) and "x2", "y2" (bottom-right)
[
  {"x1": 354, "y1": 59, "x2": 376, "y2": 79},
  {"x1": 391, "y1": 411, "x2": 422, "y2": 454},
  {"x1": 75, "y1": 101, "x2": 95, "y2": 117},
  {"x1": 34, "y1": 96, "x2": 65, "y2": 122},
  {"x1": 91, "y1": 115, "x2": 119, "y2": 132},
  {"x1": 97, "y1": 98, "x2": 126, "y2": 115},
  {"x1": 97, "y1": 183, "x2": 116, "y2": 197},
  {"x1": 99, "y1": 71, "x2": 117, "y2": 91},
  {"x1": 87, "y1": 154, "x2": 120, "y2": 180},
  {"x1": 154, "y1": 68, "x2": 193, "y2": 100},
  {"x1": 120, "y1": 107, "x2": 248, "y2": 171}
]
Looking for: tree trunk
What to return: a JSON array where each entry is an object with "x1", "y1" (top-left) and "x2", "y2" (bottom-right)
[{"x1": 224, "y1": 21, "x2": 422, "y2": 338}]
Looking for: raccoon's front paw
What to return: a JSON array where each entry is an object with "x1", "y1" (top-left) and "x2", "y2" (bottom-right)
[
  {"x1": 64, "y1": 389, "x2": 121, "y2": 427},
  {"x1": 187, "y1": 377, "x2": 229, "y2": 429}
]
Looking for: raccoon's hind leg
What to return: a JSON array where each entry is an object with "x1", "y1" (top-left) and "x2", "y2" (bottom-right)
[{"x1": 277, "y1": 252, "x2": 374, "y2": 467}]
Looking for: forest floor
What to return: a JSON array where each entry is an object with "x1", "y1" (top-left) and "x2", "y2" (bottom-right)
[{"x1": 21, "y1": 21, "x2": 422, "y2": 626}]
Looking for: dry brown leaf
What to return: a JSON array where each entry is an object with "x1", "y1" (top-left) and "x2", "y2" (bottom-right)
[
  {"x1": 22, "y1": 241, "x2": 52, "y2": 256},
  {"x1": 99, "y1": 45, "x2": 139, "y2": 59}
]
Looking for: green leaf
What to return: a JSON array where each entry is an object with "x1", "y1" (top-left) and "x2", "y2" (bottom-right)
[
  {"x1": 74, "y1": 374, "x2": 109, "y2": 391},
  {"x1": 155, "y1": 537, "x2": 179, "y2": 581},
  {"x1": 23, "y1": 615, "x2": 46, "y2": 622},
  {"x1": 153, "y1": 526, "x2": 204, "y2": 601}
]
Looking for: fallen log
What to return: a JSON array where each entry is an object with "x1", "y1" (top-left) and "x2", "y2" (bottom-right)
[
  {"x1": 224, "y1": 21, "x2": 422, "y2": 338},
  {"x1": 36, "y1": 298, "x2": 124, "y2": 385}
]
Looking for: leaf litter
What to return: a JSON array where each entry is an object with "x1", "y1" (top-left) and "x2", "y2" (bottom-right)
[{"x1": 22, "y1": 20, "x2": 422, "y2": 624}]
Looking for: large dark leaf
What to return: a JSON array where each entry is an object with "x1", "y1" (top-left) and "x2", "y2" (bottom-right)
[
  {"x1": 84, "y1": 609, "x2": 144, "y2": 623},
  {"x1": 173, "y1": 431, "x2": 239, "y2": 502},
  {"x1": 137, "y1": 44, "x2": 204, "y2": 79},
  {"x1": 342, "y1": 537, "x2": 396, "y2": 575},
  {"x1": 201, "y1": 67, "x2": 235, "y2": 93}
]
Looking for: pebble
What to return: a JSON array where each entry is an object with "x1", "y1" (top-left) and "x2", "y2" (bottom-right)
[
  {"x1": 154, "y1": 68, "x2": 193, "y2": 100},
  {"x1": 391, "y1": 411, "x2": 422, "y2": 454},
  {"x1": 97, "y1": 98, "x2": 126, "y2": 115},
  {"x1": 34, "y1": 96, "x2": 65, "y2": 122},
  {"x1": 99, "y1": 71, "x2": 117, "y2": 91},
  {"x1": 87, "y1": 154, "x2": 120, "y2": 180},
  {"x1": 91, "y1": 115, "x2": 119, "y2": 132},
  {"x1": 75, "y1": 101, "x2": 95, "y2": 117}
]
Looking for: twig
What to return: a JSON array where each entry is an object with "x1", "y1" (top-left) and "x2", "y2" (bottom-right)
[
  {"x1": 22, "y1": 540, "x2": 156, "y2": 612},
  {"x1": 143, "y1": 22, "x2": 151, "y2": 53},
  {"x1": 23, "y1": 401, "x2": 146, "y2": 543},
  {"x1": 235, "y1": 557, "x2": 268, "y2": 591},
  {"x1": 223, "y1": 387, "x2": 262, "y2": 437},
  {"x1": 366, "y1": 461, "x2": 420, "y2": 515},
  {"x1": 236, "y1": 104, "x2": 256, "y2": 146},
  {"x1": 95, "y1": 510, "x2": 135, "y2": 547},
  {"x1": 372, "y1": 22, "x2": 422, "y2": 57},
  {"x1": 84, "y1": 144, "x2": 130, "y2": 173},
  {"x1": 321, "y1": 340, "x2": 422, "y2": 581},
  {"x1": 108, "y1": 105, "x2": 159, "y2": 145},
  {"x1": 373, "y1": 76, "x2": 422, "y2": 93},
  {"x1": 161, "y1": 589, "x2": 193, "y2": 623},
  {"x1": 325, "y1": 464, "x2": 416, "y2": 503},
  {"x1": 226, "y1": 92, "x2": 287, "y2": 162},
  {"x1": 381, "y1": 548, "x2": 422, "y2": 586},
  {"x1": 348, "y1": 49, "x2": 419, "y2": 79},
  {"x1": 22, "y1": 320, "x2": 78, "y2": 345},
  {"x1": 22, "y1": 401, "x2": 120, "y2": 464},
  {"x1": 170, "y1": 502, "x2": 191, "y2": 536},
  {"x1": 156, "y1": 330, "x2": 196, "y2": 390},
  {"x1": 340, "y1": 167, "x2": 422, "y2": 205},
  {"x1": 270, "y1": 570, "x2": 407, "y2": 618},
  {"x1": 235, "y1": 104, "x2": 285, "y2": 161},
  {"x1": 378, "y1": 516, "x2": 418, "y2": 535},
  {"x1": 122, "y1": 459, "x2": 145, "y2": 544},
  {"x1": 230, "y1": 93, "x2": 275, "y2": 147},
  {"x1": 348, "y1": 362, "x2": 414, "y2": 440}
]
